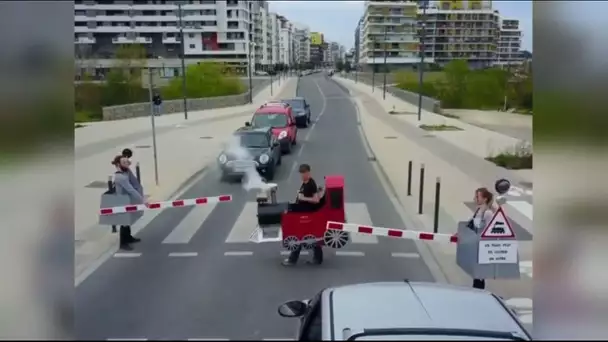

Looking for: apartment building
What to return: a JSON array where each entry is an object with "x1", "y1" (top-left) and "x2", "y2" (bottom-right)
[
  {"x1": 495, "y1": 18, "x2": 523, "y2": 66},
  {"x1": 360, "y1": 0, "x2": 424, "y2": 71},
  {"x1": 277, "y1": 15, "x2": 294, "y2": 66},
  {"x1": 269, "y1": 12, "x2": 280, "y2": 65},
  {"x1": 419, "y1": 0, "x2": 500, "y2": 69},
  {"x1": 353, "y1": 16, "x2": 364, "y2": 66},
  {"x1": 293, "y1": 23, "x2": 311, "y2": 66}
]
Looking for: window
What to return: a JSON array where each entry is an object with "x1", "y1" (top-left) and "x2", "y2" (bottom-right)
[
  {"x1": 189, "y1": 33, "x2": 195, "y2": 38},
  {"x1": 251, "y1": 114, "x2": 288, "y2": 128},
  {"x1": 239, "y1": 133, "x2": 270, "y2": 148},
  {"x1": 189, "y1": 44, "x2": 195, "y2": 49}
]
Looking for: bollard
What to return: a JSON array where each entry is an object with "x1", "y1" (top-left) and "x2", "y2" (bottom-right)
[
  {"x1": 108, "y1": 175, "x2": 117, "y2": 233},
  {"x1": 407, "y1": 161, "x2": 413, "y2": 196},
  {"x1": 418, "y1": 164, "x2": 425, "y2": 214},
  {"x1": 434, "y1": 177, "x2": 441, "y2": 233},
  {"x1": 136, "y1": 162, "x2": 141, "y2": 183}
]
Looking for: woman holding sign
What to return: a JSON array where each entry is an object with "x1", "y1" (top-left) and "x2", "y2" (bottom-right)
[{"x1": 468, "y1": 187, "x2": 496, "y2": 289}]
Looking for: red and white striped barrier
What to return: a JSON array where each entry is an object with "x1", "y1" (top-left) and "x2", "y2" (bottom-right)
[
  {"x1": 326, "y1": 221, "x2": 458, "y2": 244},
  {"x1": 99, "y1": 194, "x2": 232, "y2": 215}
]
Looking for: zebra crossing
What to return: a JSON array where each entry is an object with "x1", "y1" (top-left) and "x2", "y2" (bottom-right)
[{"x1": 114, "y1": 202, "x2": 385, "y2": 258}]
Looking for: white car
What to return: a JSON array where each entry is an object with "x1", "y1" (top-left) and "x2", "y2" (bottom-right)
[{"x1": 278, "y1": 281, "x2": 532, "y2": 341}]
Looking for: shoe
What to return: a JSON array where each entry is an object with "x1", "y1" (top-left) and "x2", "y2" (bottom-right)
[
  {"x1": 129, "y1": 237, "x2": 141, "y2": 243},
  {"x1": 282, "y1": 259, "x2": 296, "y2": 266},
  {"x1": 119, "y1": 244, "x2": 133, "y2": 251}
]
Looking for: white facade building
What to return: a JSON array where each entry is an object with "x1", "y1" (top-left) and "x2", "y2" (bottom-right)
[
  {"x1": 292, "y1": 23, "x2": 310, "y2": 65},
  {"x1": 496, "y1": 18, "x2": 523, "y2": 66},
  {"x1": 278, "y1": 15, "x2": 293, "y2": 66},
  {"x1": 360, "y1": 0, "x2": 423, "y2": 69}
]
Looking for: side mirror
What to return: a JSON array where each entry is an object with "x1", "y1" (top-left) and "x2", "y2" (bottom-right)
[
  {"x1": 495, "y1": 178, "x2": 511, "y2": 195},
  {"x1": 278, "y1": 300, "x2": 308, "y2": 318},
  {"x1": 273, "y1": 141, "x2": 279, "y2": 147},
  {"x1": 290, "y1": 122, "x2": 296, "y2": 127},
  {"x1": 245, "y1": 122, "x2": 251, "y2": 127}
]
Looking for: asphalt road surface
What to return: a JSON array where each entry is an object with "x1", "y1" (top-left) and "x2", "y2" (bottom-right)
[{"x1": 76, "y1": 74, "x2": 435, "y2": 340}]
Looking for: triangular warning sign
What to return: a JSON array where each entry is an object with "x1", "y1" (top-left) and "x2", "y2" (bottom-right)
[{"x1": 480, "y1": 207, "x2": 515, "y2": 239}]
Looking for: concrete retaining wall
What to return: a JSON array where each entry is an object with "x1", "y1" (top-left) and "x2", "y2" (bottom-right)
[
  {"x1": 350, "y1": 73, "x2": 442, "y2": 114},
  {"x1": 102, "y1": 79, "x2": 269, "y2": 121}
]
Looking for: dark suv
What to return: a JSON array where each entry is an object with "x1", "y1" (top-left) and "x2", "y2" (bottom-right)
[{"x1": 218, "y1": 127, "x2": 282, "y2": 181}]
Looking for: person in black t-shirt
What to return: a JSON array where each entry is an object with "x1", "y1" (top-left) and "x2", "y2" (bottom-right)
[{"x1": 282, "y1": 164, "x2": 324, "y2": 266}]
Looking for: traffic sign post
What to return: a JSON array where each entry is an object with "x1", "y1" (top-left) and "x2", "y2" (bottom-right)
[{"x1": 456, "y1": 206, "x2": 521, "y2": 280}]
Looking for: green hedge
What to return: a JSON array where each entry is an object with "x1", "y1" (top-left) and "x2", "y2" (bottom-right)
[
  {"x1": 75, "y1": 62, "x2": 245, "y2": 122},
  {"x1": 395, "y1": 60, "x2": 532, "y2": 111}
]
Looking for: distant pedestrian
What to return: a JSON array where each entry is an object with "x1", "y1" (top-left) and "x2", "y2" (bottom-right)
[
  {"x1": 468, "y1": 187, "x2": 495, "y2": 290},
  {"x1": 112, "y1": 155, "x2": 143, "y2": 250},
  {"x1": 152, "y1": 92, "x2": 162, "y2": 116}
]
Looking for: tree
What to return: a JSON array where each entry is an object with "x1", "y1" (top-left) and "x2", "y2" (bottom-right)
[{"x1": 162, "y1": 62, "x2": 244, "y2": 100}]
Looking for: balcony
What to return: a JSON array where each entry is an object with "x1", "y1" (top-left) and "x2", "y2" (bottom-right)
[
  {"x1": 112, "y1": 36, "x2": 152, "y2": 44},
  {"x1": 162, "y1": 36, "x2": 181, "y2": 44},
  {"x1": 75, "y1": 36, "x2": 96, "y2": 44}
]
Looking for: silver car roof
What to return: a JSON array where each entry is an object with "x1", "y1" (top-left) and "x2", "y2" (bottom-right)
[{"x1": 327, "y1": 281, "x2": 529, "y2": 340}]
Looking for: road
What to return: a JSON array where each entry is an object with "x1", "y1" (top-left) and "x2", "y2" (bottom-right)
[{"x1": 76, "y1": 74, "x2": 436, "y2": 340}]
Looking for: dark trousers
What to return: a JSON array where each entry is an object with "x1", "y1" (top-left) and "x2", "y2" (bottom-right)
[
  {"x1": 288, "y1": 244, "x2": 323, "y2": 264},
  {"x1": 473, "y1": 278, "x2": 486, "y2": 289},
  {"x1": 119, "y1": 225, "x2": 133, "y2": 246}
]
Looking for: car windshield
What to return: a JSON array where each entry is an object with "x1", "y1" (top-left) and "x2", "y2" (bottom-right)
[
  {"x1": 238, "y1": 133, "x2": 269, "y2": 148},
  {"x1": 251, "y1": 113, "x2": 288, "y2": 128},
  {"x1": 283, "y1": 99, "x2": 304, "y2": 109}
]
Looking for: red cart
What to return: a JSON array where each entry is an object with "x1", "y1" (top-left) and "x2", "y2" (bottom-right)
[{"x1": 252, "y1": 175, "x2": 349, "y2": 251}]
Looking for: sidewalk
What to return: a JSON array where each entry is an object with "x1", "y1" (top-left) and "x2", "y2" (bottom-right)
[
  {"x1": 340, "y1": 78, "x2": 532, "y2": 304},
  {"x1": 336, "y1": 76, "x2": 529, "y2": 163},
  {"x1": 76, "y1": 77, "x2": 292, "y2": 150},
  {"x1": 75, "y1": 77, "x2": 299, "y2": 279}
]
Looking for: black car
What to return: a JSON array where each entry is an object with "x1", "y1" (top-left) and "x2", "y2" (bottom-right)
[
  {"x1": 218, "y1": 127, "x2": 282, "y2": 181},
  {"x1": 281, "y1": 97, "x2": 311, "y2": 128}
]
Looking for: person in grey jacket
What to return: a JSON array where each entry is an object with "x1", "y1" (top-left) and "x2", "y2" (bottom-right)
[
  {"x1": 122, "y1": 148, "x2": 144, "y2": 195},
  {"x1": 469, "y1": 187, "x2": 496, "y2": 289},
  {"x1": 113, "y1": 155, "x2": 144, "y2": 250}
]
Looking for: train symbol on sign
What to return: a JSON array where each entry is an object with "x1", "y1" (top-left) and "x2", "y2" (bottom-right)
[
  {"x1": 491, "y1": 221, "x2": 506, "y2": 234},
  {"x1": 480, "y1": 207, "x2": 515, "y2": 238}
]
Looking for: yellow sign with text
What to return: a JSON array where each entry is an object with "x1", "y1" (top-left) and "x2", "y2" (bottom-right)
[{"x1": 310, "y1": 32, "x2": 323, "y2": 46}]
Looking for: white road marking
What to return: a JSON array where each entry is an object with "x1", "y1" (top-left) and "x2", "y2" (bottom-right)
[
  {"x1": 225, "y1": 202, "x2": 258, "y2": 243},
  {"x1": 112, "y1": 253, "x2": 142, "y2": 258},
  {"x1": 224, "y1": 251, "x2": 254, "y2": 256},
  {"x1": 162, "y1": 203, "x2": 217, "y2": 244},
  {"x1": 335, "y1": 251, "x2": 365, "y2": 257},
  {"x1": 507, "y1": 200, "x2": 533, "y2": 221},
  {"x1": 281, "y1": 250, "x2": 309, "y2": 256},
  {"x1": 519, "y1": 260, "x2": 533, "y2": 278},
  {"x1": 168, "y1": 252, "x2": 198, "y2": 257},
  {"x1": 288, "y1": 78, "x2": 328, "y2": 178},
  {"x1": 391, "y1": 252, "x2": 420, "y2": 258},
  {"x1": 76, "y1": 166, "x2": 211, "y2": 287},
  {"x1": 345, "y1": 203, "x2": 378, "y2": 244}
]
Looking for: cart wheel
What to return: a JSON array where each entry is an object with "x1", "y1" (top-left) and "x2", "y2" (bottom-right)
[
  {"x1": 323, "y1": 229, "x2": 349, "y2": 249},
  {"x1": 282, "y1": 236, "x2": 300, "y2": 251},
  {"x1": 301, "y1": 235, "x2": 318, "y2": 250}
]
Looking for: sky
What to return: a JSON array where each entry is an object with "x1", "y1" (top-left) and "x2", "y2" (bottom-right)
[{"x1": 268, "y1": 1, "x2": 532, "y2": 52}]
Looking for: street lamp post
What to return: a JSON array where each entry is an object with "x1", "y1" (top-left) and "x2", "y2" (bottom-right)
[
  {"x1": 382, "y1": 26, "x2": 388, "y2": 100},
  {"x1": 417, "y1": 3, "x2": 428, "y2": 122},
  {"x1": 177, "y1": 2, "x2": 188, "y2": 120},
  {"x1": 371, "y1": 36, "x2": 376, "y2": 92},
  {"x1": 269, "y1": 42, "x2": 274, "y2": 96},
  {"x1": 248, "y1": 42, "x2": 253, "y2": 104}
]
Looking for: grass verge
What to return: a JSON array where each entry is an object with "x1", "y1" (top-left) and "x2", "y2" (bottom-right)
[
  {"x1": 419, "y1": 124, "x2": 462, "y2": 131},
  {"x1": 486, "y1": 142, "x2": 533, "y2": 170}
]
